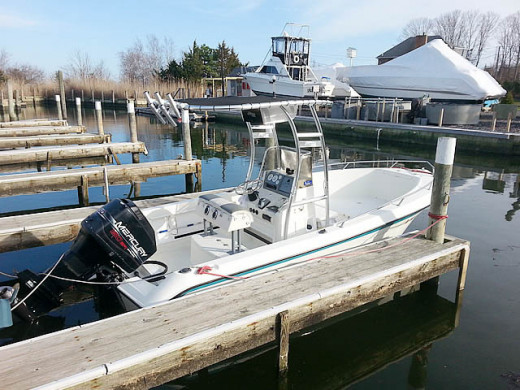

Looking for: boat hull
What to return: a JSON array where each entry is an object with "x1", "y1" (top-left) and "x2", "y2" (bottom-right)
[{"x1": 244, "y1": 73, "x2": 335, "y2": 98}]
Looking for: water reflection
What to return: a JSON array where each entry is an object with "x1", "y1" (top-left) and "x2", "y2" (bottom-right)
[{"x1": 166, "y1": 290, "x2": 460, "y2": 390}]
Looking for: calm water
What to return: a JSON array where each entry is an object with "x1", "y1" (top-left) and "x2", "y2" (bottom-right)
[{"x1": 1, "y1": 105, "x2": 519, "y2": 389}]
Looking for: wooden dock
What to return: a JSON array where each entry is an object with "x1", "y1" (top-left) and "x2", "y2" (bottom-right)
[
  {"x1": 0, "y1": 142, "x2": 147, "y2": 165},
  {"x1": 0, "y1": 125, "x2": 85, "y2": 137},
  {"x1": 0, "y1": 134, "x2": 108, "y2": 148},
  {"x1": 0, "y1": 119, "x2": 68, "y2": 128},
  {"x1": 0, "y1": 235, "x2": 469, "y2": 389},
  {"x1": 0, "y1": 160, "x2": 201, "y2": 197}
]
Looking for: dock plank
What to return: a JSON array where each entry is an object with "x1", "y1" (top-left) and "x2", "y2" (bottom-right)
[
  {"x1": 0, "y1": 236, "x2": 469, "y2": 389},
  {"x1": 0, "y1": 119, "x2": 68, "y2": 128},
  {"x1": 0, "y1": 142, "x2": 147, "y2": 165},
  {"x1": 0, "y1": 134, "x2": 107, "y2": 148},
  {"x1": 0, "y1": 160, "x2": 201, "y2": 196},
  {"x1": 0, "y1": 125, "x2": 85, "y2": 137}
]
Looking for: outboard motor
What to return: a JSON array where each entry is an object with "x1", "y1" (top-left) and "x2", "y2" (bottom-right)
[{"x1": 12, "y1": 199, "x2": 157, "y2": 322}]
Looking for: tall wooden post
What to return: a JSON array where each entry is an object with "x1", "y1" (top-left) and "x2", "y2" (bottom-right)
[
  {"x1": 182, "y1": 109, "x2": 194, "y2": 192},
  {"x1": 58, "y1": 70, "x2": 67, "y2": 119},
  {"x1": 55, "y1": 95, "x2": 63, "y2": 120},
  {"x1": 427, "y1": 137, "x2": 456, "y2": 243},
  {"x1": 127, "y1": 101, "x2": 140, "y2": 163},
  {"x1": 14, "y1": 90, "x2": 20, "y2": 108},
  {"x1": 438, "y1": 108, "x2": 445, "y2": 127},
  {"x1": 75, "y1": 97, "x2": 83, "y2": 126},
  {"x1": 95, "y1": 101, "x2": 104, "y2": 135},
  {"x1": 7, "y1": 80, "x2": 16, "y2": 121},
  {"x1": 278, "y1": 310, "x2": 290, "y2": 376}
]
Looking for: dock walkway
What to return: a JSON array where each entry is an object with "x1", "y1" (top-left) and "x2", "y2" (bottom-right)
[
  {"x1": 0, "y1": 125, "x2": 85, "y2": 137},
  {"x1": 0, "y1": 235, "x2": 469, "y2": 389},
  {"x1": 0, "y1": 160, "x2": 201, "y2": 197},
  {"x1": 0, "y1": 142, "x2": 147, "y2": 165},
  {"x1": 0, "y1": 133, "x2": 107, "y2": 148}
]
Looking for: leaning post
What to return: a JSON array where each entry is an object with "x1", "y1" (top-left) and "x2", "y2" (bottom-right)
[
  {"x1": 58, "y1": 70, "x2": 67, "y2": 119},
  {"x1": 55, "y1": 95, "x2": 63, "y2": 121},
  {"x1": 75, "y1": 97, "x2": 83, "y2": 126},
  {"x1": 422, "y1": 137, "x2": 457, "y2": 291},
  {"x1": 95, "y1": 101, "x2": 104, "y2": 135},
  {"x1": 127, "y1": 101, "x2": 140, "y2": 163},
  {"x1": 426, "y1": 137, "x2": 456, "y2": 243}
]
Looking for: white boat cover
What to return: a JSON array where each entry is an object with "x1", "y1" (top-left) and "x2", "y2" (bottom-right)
[
  {"x1": 339, "y1": 40, "x2": 506, "y2": 101},
  {"x1": 313, "y1": 63, "x2": 360, "y2": 98}
]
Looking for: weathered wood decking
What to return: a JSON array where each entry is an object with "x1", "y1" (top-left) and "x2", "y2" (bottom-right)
[
  {"x1": 0, "y1": 125, "x2": 85, "y2": 137},
  {"x1": 0, "y1": 235, "x2": 469, "y2": 389},
  {"x1": 0, "y1": 142, "x2": 147, "y2": 165},
  {"x1": 0, "y1": 119, "x2": 68, "y2": 128},
  {"x1": 0, "y1": 133, "x2": 108, "y2": 148},
  {"x1": 0, "y1": 160, "x2": 201, "y2": 197}
]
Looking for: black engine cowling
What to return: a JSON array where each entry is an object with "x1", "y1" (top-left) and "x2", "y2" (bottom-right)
[{"x1": 13, "y1": 199, "x2": 157, "y2": 322}]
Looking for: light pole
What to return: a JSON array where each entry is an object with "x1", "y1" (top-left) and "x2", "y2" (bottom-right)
[{"x1": 347, "y1": 47, "x2": 357, "y2": 67}]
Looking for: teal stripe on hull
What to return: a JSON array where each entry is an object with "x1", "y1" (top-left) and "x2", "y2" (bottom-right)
[{"x1": 177, "y1": 209, "x2": 423, "y2": 298}]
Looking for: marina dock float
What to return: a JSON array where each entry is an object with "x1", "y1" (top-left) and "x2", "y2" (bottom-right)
[
  {"x1": 0, "y1": 119, "x2": 68, "y2": 128},
  {"x1": 0, "y1": 157, "x2": 110, "y2": 174},
  {"x1": 0, "y1": 159, "x2": 201, "y2": 197},
  {"x1": 0, "y1": 234, "x2": 469, "y2": 389},
  {"x1": 0, "y1": 190, "x2": 224, "y2": 253},
  {"x1": 0, "y1": 125, "x2": 85, "y2": 137},
  {"x1": 0, "y1": 142, "x2": 147, "y2": 165},
  {"x1": 0, "y1": 133, "x2": 108, "y2": 148}
]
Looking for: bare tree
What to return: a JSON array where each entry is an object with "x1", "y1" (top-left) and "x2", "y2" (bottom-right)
[
  {"x1": 400, "y1": 10, "x2": 498, "y2": 65},
  {"x1": 497, "y1": 12, "x2": 520, "y2": 80},
  {"x1": 400, "y1": 18, "x2": 435, "y2": 40},
  {"x1": 0, "y1": 49, "x2": 10, "y2": 71},
  {"x1": 6, "y1": 64, "x2": 45, "y2": 86},
  {"x1": 434, "y1": 10, "x2": 464, "y2": 49},
  {"x1": 119, "y1": 35, "x2": 175, "y2": 84},
  {"x1": 65, "y1": 50, "x2": 111, "y2": 80},
  {"x1": 474, "y1": 12, "x2": 499, "y2": 66}
]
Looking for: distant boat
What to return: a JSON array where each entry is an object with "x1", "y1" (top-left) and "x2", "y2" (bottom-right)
[
  {"x1": 339, "y1": 39, "x2": 506, "y2": 102},
  {"x1": 243, "y1": 24, "x2": 336, "y2": 98}
]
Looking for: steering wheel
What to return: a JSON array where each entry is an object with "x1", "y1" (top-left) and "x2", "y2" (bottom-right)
[{"x1": 235, "y1": 179, "x2": 263, "y2": 195}]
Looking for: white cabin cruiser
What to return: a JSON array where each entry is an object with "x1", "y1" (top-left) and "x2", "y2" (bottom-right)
[
  {"x1": 11, "y1": 97, "x2": 433, "y2": 320},
  {"x1": 244, "y1": 24, "x2": 335, "y2": 98}
]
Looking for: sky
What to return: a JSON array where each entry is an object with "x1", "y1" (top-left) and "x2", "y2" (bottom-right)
[{"x1": 1, "y1": 0, "x2": 519, "y2": 79}]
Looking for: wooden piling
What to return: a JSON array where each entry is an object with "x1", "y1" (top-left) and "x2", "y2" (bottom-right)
[
  {"x1": 127, "y1": 101, "x2": 140, "y2": 163},
  {"x1": 78, "y1": 174, "x2": 89, "y2": 206},
  {"x1": 95, "y1": 101, "x2": 104, "y2": 135},
  {"x1": 182, "y1": 110, "x2": 194, "y2": 192},
  {"x1": 7, "y1": 80, "x2": 16, "y2": 121},
  {"x1": 14, "y1": 89, "x2": 20, "y2": 108},
  {"x1": 55, "y1": 95, "x2": 63, "y2": 121},
  {"x1": 278, "y1": 310, "x2": 290, "y2": 375},
  {"x1": 491, "y1": 112, "x2": 497, "y2": 131},
  {"x1": 506, "y1": 113, "x2": 512, "y2": 132},
  {"x1": 426, "y1": 137, "x2": 456, "y2": 244},
  {"x1": 438, "y1": 108, "x2": 444, "y2": 127},
  {"x1": 75, "y1": 97, "x2": 83, "y2": 126},
  {"x1": 58, "y1": 70, "x2": 67, "y2": 119}
]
